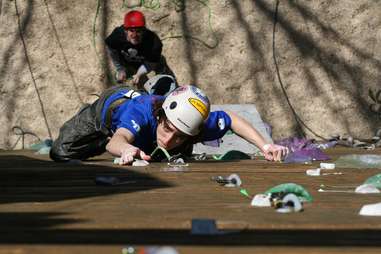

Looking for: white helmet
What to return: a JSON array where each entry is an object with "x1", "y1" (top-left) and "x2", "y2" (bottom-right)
[
  {"x1": 162, "y1": 85, "x2": 210, "y2": 136},
  {"x1": 143, "y1": 75, "x2": 177, "y2": 97}
]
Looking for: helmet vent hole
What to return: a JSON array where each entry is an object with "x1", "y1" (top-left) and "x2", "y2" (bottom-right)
[{"x1": 169, "y1": 101, "x2": 177, "y2": 110}]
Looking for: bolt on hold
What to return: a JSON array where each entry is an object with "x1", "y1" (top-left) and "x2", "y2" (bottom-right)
[{"x1": 211, "y1": 174, "x2": 242, "y2": 187}]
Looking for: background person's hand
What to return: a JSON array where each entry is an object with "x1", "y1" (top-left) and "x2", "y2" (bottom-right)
[
  {"x1": 116, "y1": 69, "x2": 127, "y2": 83},
  {"x1": 132, "y1": 74, "x2": 141, "y2": 86},
  {"x1": 262, "y1": 143, "x2": 289, "y2": 162}
]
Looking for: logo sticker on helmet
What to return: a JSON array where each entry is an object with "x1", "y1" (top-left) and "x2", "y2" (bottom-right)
[
  {"x1": 189, "y1": 98, "x2": 208, "y2": 119},
  {"x1": 191, "y1": 86, "x2": 209, "y2": 104},
  {"x1": 171, "y1": 86, "x2": 188, "y2": 96}
]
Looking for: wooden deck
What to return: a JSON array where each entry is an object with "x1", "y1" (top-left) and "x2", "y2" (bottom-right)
[{"x1": 1, "y1": 148, "x2": 381, "y2": 253}]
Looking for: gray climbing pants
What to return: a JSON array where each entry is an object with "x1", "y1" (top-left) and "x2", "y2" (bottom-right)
[{"x1": 49, "y1": 85, "x2": 133, "y2": 162}]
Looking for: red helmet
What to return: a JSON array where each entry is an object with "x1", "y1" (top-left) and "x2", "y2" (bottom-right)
[{"x1": 124, "y1": 11, "x2": 145, "y2": 29}]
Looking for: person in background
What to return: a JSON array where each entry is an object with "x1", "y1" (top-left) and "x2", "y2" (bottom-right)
[{"x1": 105, "y1": 10, "x2": 174, "y2": 87}]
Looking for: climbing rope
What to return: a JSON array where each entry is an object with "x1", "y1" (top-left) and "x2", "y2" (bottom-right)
[
  {"x1": 11, "y1": 126, "x2": 41, "y2": 150},
  {"x1": 92, "y1": 0, "x2": 102, "y2": 59},
  {"x1": 42, "y1": 0, "x2": 84, "y2": 105},
  {"x1": 272, "y1": 0, "x2": 327, "y2": 140},
  {"x1": 92, "y1": 0, "x2": 108, "y2": 76},
  {"x1": 14, "y1": 0, "x2": 53, "y2": 139},
  {"x1": 163, "y1": 0, "x2": 219, "y2": 49}
]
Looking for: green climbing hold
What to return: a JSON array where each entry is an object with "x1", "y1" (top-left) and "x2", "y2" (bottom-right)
[
  {"x1": 264, "y1": 183, "x2": 313, "y2": 202},
  {"x1": 29, "y1": 139, "x2": 53, "y2": 155},
  {"x1": 364, "y1": 174, "x2": 381, "y2": 189},
  {"x1": 240, "y1": 188, "x2": 251, "y2": 198},
  {"x1": 150, "y1": 146, "x2": 171, "y2": 161},
  {"x1": 29, "y1": 139, "x2": 52, "y2": 151},
  {"x1": 213, "y1": 150, "x2": 251, "y2": 161}
]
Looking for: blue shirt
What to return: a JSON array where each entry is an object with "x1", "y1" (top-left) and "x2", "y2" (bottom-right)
[
  {"x1": 101, "y1": 88, "x2": 232, "y2": 154},
  {"x1": 202, "y1": 111, "x2": 232, "y2": 141}
]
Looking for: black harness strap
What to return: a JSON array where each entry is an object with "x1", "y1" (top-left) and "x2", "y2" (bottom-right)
[
  {"x1": 103, "y1": 89, "x2": 142, "y2": 132},
  {"x1": 104, "y1": 97, "x2": 128, "y2": 129}
]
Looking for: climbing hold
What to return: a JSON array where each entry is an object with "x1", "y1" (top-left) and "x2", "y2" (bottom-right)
[
  {"x1": 251, "y1": 194, "x2": 271, "y2": 207},
  {"x1": 265, "y1": 183, "x2": 313, "y2": 202},
  {"x1": 213, "y1": 150, "x2": 251, "y2": 161}
]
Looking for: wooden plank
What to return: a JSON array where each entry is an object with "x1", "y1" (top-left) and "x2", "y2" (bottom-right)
[{"x1": 0, "y1": 148, "x2": 381, "y2": 253}]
